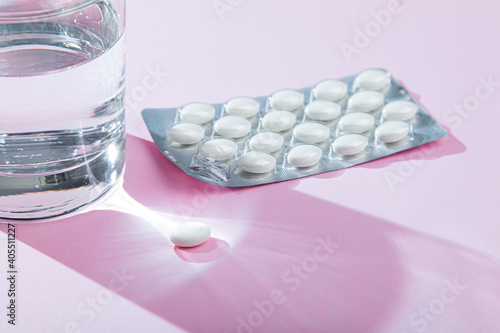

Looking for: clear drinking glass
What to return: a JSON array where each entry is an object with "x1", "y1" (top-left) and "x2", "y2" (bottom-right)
[{"x1": 0, "y1": 0, "x2": 126, "y2": 220}]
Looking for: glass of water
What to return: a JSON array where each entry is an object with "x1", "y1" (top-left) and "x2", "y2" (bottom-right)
[{"x1": 0, "y1": 0, "x2": 126, "y2": 220}]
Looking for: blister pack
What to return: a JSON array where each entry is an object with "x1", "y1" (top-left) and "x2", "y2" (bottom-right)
[{"x1": 142, "y1": 69, "x2": 447, "y2": 187}]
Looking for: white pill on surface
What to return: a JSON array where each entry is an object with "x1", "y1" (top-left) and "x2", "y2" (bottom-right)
[
  {"x1": 238, "y1": 151, "x2": 276, "y2": 174},
  {"x1": 313, "y1": 80, "x2": 348, "y2": 102},
  {"x1": 305, "y1": 100, "x2": 342, "y2": 121},
  {"x1": 339, "y1": 112, "x2": 375, "y2": 133},
  {"x1": 214, "y1": 116, "x2": 252, "y2": 138},
  {"x1": 170, "y1": 222, "x2": 211, "y2": 248},
  {"x1": 169, "y1": 122, "x2": 205, "y2": 145},
  {"x1": 287, "y1": 145, "x2": 323, "y2": 168},
  {"x1": 293, "y1": 122, "x2": 330, "y2": 143},
  {"x1": 262, "y1": 110, "x2": 296, "y2": 132},
  {"x1": 249, "y1": 132, "x2": 284, "y2": 153},
  {"x1": 356, "y1": 69, "x2": 390, "y2": 91},
  {"x1": 348, "y1": 90, "x2": 385, "y2": 112},
  {"x1": 332, "y1": 134, "x2": 368, "y2": 156},
  {"x1": 270, "y1": 89, "x2": 304, "y2": 111},
  {"x1": 199, "y1": 138, "x2": 238, "y2": 161},
  {"x1": 226, "y1": 97, "x2": 260, "y2": 118},
  {"x1": 375, "y1": 121, "x2": 410, "y2": 143},
  {"x1": 382, "y1": 100, "x2": 419, "y2": 121},
  {"x1": 180, "y1": 103, "x2": 216, "y2": 124}
]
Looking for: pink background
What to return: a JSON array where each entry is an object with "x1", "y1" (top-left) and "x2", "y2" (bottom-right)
[{"x1": 2, "y1": 0, "x2": 500, "y2": 332}]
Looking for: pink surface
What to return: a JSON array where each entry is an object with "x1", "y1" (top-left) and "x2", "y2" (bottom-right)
[
  {"x1": 3, "y1": 136, "x2": 500, "y2": 332},
  {"x1": 2, "y1": 0, "x2": 500, "y2": 332}
]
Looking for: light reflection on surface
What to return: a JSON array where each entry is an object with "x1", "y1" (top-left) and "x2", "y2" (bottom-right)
[
  {"x1": 97, "y1": 186, "x2": 181, "y2": 236},
  {"x1": 95, "y1": 186, "x2": 235, "y2": 264}
]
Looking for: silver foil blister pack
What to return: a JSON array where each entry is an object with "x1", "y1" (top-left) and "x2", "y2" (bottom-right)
[{"x1": 142, "y1": 69, "x2": 447, "y2": 187}]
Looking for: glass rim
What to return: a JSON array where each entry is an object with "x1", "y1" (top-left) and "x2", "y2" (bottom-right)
[{"x1": 0, "y1": 0, "x2": 102, "y2": 21}]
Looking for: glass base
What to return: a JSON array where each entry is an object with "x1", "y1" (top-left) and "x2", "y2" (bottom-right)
[{"x1": 0, "y1": 135, "x2": 125, "y2": 221}]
